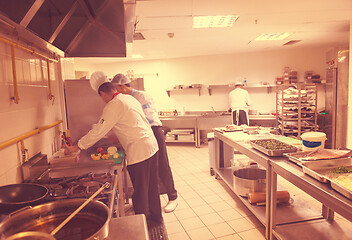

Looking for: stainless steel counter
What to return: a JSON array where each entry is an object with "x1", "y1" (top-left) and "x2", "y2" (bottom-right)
[
  {"x1": 160, "y1": 114, "x2": 276, "y2": 147},
  {"x1": 214, "y1": 130, "x2": 352, "y2": 240},
  {"x1": 108, "y1": 215, "x2": 149, "y2": 240},
  {"x1": 45, "y1": 149, "x2": 127, "y2": 217}
]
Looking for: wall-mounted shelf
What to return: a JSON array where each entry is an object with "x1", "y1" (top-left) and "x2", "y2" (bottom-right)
[
  {"x1": 207, "y1": 84, "x2": 277, "y2": 95},
  {"x1": 166, "y1": 86, "x2": 202, "y2": 97}
]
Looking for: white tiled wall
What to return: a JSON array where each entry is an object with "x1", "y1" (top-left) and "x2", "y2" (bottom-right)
[{"x1": 0, "y1": 41, "x2": 65, "y2": 186}]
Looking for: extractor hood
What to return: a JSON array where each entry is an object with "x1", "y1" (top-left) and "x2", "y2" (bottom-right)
[{"x1": 0, "y1": 0, "x2": 135, "y2": 57}]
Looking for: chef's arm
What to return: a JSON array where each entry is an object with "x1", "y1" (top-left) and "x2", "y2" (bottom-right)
[{"x1": 78, "y1": 108, "x2": 117, "y2": 150}]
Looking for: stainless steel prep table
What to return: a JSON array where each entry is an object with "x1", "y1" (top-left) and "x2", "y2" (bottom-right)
[
  {"x1": 213, "y1": 130, "x2": 352, "y2": 240},
  {"x1": 160, "y1": 114, "x2": 276, "y2": 147},
  {"x1": 47, "y1": 150, "x2": 127, "y2": 217},
  {"x1": 108, "y1": 214, "x2": 149, "y2": 240}
]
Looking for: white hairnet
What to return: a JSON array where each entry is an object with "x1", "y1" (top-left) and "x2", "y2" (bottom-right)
[
  {"x1": 90, "y1": 71, "x2": 109, "y2": 93},
  {"x1": 111, "y1": 73, "x2": 131, "y2": 85}
]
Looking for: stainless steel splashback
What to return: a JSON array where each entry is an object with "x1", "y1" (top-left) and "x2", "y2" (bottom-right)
[
  {"x1": 64, "y1": 79, "x2": 106, "y2": 143},
  {"x1": 325, "y1": 48, "x2": 349, "y2": 148}
]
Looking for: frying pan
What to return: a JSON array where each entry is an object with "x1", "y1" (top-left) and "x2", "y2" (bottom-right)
[{"x1": 0, "y1": 183, "x2": 48, "y2": 214}]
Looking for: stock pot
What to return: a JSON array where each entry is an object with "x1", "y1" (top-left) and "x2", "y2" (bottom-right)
[{"x1": 0, "y1": 199, "x2": 110, "y2": 240}]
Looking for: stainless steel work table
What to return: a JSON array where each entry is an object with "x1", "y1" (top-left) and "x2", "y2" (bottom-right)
[
  {"x1": 47, "y1": 150, "x2": 128, "y2": 218},
  {"x1": 108, "y1": 214, "x2": 149, "y2": 240},
  {"x1": 214, "y1": 130, "x2": 352, "y2": 240}
]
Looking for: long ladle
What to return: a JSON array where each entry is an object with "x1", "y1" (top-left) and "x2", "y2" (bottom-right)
[{"x1": 50, "y1": 182, "x2": 110, "y2": 236}]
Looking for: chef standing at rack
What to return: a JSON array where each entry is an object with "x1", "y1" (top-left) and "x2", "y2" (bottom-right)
[{"x1": 229, "y1": 79, "x2": 251, "y2": 125}]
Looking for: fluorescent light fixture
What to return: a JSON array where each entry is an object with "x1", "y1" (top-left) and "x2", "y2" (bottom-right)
[
  {"x1": 131, "y1": 54, "x2": 143, "y2": 59},
  {"x1": 255, "y1": 32, "x2": 292, "y2": 41},
  {"x1": 193, "y1": 15, "x2": 239, "y2": 28}
]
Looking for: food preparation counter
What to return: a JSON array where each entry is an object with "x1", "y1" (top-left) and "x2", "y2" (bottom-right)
[
  {"x1": 213, "y1": 130, "x2": 352, "y2": 240},
  {"x1": 160, "y1": 113, "x2": 276, "y2": 147}
]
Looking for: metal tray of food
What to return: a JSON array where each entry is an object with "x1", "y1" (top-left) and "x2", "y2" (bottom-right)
[
  {"x1": 249, "y1": 139, "x2": 297, "y2": 157},
  {"x1": 330, "y1": 178, "x2": 352, "y2": 200},
  {"x1": 301, "y1": 158, "x2": 352, "y2": 183},
  {"x1": 284, "y1": 149, "x2": 352, "y2": 164}
]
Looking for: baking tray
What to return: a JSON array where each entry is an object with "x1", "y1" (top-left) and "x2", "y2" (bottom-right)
[
  {"x1": 301, "y1": 158, "x2": 352, "y2": 183},
  {"x1": 331, "y1": 180, "x2": 352, "y2": 200},
  {"x1": 301, "y1": 158, "x2": 352, "y2": 199},
  {"x1": 284, "y1": 150, "x2": 352, "y2": 163},
  {"x1": 249, "y1": 139, "x2": 297, "y2": 156}
]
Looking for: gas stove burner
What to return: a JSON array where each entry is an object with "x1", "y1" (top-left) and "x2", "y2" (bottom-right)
[{"x1": 66, "y1": 180, "x2": 112, "y2": 198}]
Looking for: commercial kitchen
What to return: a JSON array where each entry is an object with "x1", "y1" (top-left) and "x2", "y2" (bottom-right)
[{"x1": 1, "y1": 0, "x2": 352, "y2": 240}]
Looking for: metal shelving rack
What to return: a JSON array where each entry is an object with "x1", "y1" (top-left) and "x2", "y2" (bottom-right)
[
  {"x1": 276, "y1": 83, "x2": 318, "y2": 138},
  {"x1": 166, "y1": 86, "x2": 202, "y2": 97}
]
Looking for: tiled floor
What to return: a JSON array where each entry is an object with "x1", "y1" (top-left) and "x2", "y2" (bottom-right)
[{"x1": 162, "y1": 144, "x2": 266, "y2": 240}]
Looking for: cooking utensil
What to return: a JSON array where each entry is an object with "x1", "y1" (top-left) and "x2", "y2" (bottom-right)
[
  {"x1": 0, "y1": 183, "x2": 48, "y2": 214},
  {"x1": 0, "y1": 198, "x2": 110, "y2": 240},
  {"x1": 248, "y1": 191, "x2": 290, "y2": 204},
  {"x1": 51, "y1": 182, "x2": 110, "y2": 236}
]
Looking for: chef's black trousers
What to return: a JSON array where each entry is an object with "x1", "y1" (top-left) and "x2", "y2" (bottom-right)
[
  {"x1": 232, "y1": 110, "x2": 248, "y2": 125},
  {"x1": 127, "y1": 152, "x2": 162, "y2": 222},
  {"x1": 152, "y1": 126, "x2": 178, "y2": 201}
]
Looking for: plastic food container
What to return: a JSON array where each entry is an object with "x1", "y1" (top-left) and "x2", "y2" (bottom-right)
[{"x1": 300, "y1": 132, "x2": 327, "y2": 152}]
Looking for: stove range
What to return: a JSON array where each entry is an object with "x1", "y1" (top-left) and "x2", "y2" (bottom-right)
[{"x1": 31, "y1": 172, "x2": 115, "y2": 207}]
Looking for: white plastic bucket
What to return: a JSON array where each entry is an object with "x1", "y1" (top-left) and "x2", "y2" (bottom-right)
[{"x1": 300, "y1": 132, "x2": 327, "y2": 151}]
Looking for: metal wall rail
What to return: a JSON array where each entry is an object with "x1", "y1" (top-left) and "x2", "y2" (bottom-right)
[
  {"x1": 0, "y1": 120, "x2": 63, "y2": 151},
  {"x1": 0, "y1": 36, "x2": 59, "y2": 104},
  {"x1": 0, "y1": 36, "x2": 58, "y2": 62}
]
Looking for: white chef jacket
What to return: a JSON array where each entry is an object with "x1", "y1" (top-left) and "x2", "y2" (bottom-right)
[
  {"x1": 78, "y1": 93, "x2": 159, "y2": 166},
  {"x1": 229, "y1": 88, "x2": 251, "y2": 111},
  {"x1": 131, "y1": 89, "x2": 162, "y2": 127}
]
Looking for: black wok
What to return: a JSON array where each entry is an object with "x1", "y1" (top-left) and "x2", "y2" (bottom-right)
[{"x1": 0, "y1": 183, "x2": 48, "y2": 214}]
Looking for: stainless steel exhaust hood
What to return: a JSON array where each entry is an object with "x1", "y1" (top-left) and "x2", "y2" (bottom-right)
[{"x1": 0, "y1": 0, "x2": 134, "y2": 57}]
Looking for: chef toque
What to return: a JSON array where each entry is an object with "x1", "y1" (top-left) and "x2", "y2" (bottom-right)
[
  {"x1": 234, "y1": 77, "x2": 244, "y2": 86},
  {"x1": 90, "y1": 71, "x2": 109, "y2": 93},
  {"x1": 111, "y1": 73, "x2": 131, "y2": 85}
]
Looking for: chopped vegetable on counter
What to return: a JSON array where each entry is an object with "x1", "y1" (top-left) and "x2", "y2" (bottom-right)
[{"x1": 331, "y1": 166, "x2": 352, "y2": 174}]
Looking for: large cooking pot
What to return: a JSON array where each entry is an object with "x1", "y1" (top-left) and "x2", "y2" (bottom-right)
[
  {"x1": 0, "y1": 183, "x2": 49, "y2": 214},
  {"x1": 0, "y1": 199, "x2": 110, "y2": 240},
  {"x1": 233, "y1": 168, "x2": 266, "y2": 197}
]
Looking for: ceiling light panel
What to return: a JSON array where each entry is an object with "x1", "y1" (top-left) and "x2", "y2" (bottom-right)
[
  {"x1": 193, "y1": 15, "x2": 239, "y2": 28},
  {"x1": 255, "y1": 32, "x2": 292, "y2": 41}
]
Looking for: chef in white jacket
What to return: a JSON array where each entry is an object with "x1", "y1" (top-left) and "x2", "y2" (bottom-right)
[
  {"x1": 65, "y1": 71, "x2": 162, "y2": 227},
  {"x1": 111, "y1": 73, "x2": 178, "y2": 213},
  {"x1": 229, "y1": 79, "x2": 251, "y2": 125}
]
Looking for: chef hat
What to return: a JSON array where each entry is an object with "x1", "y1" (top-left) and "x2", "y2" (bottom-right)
[
  {"x1": 111, "y1": 73, "x2": 131, "y2": 85},
  {"x1": 234, "y1": 80, "x2": 243, "y2": 86},
  {"x1": 90, "y1": 71, "x2": 109, "y2": 93}
]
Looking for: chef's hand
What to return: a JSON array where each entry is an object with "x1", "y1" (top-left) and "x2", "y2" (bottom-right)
[{"x1": 65, "y1": 144, "x2": 80, "y2": 155}]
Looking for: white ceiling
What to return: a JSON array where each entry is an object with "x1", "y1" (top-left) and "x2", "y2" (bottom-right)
[{"x1": 76, "y1": 0, "x2": 352, "y2": 63}]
